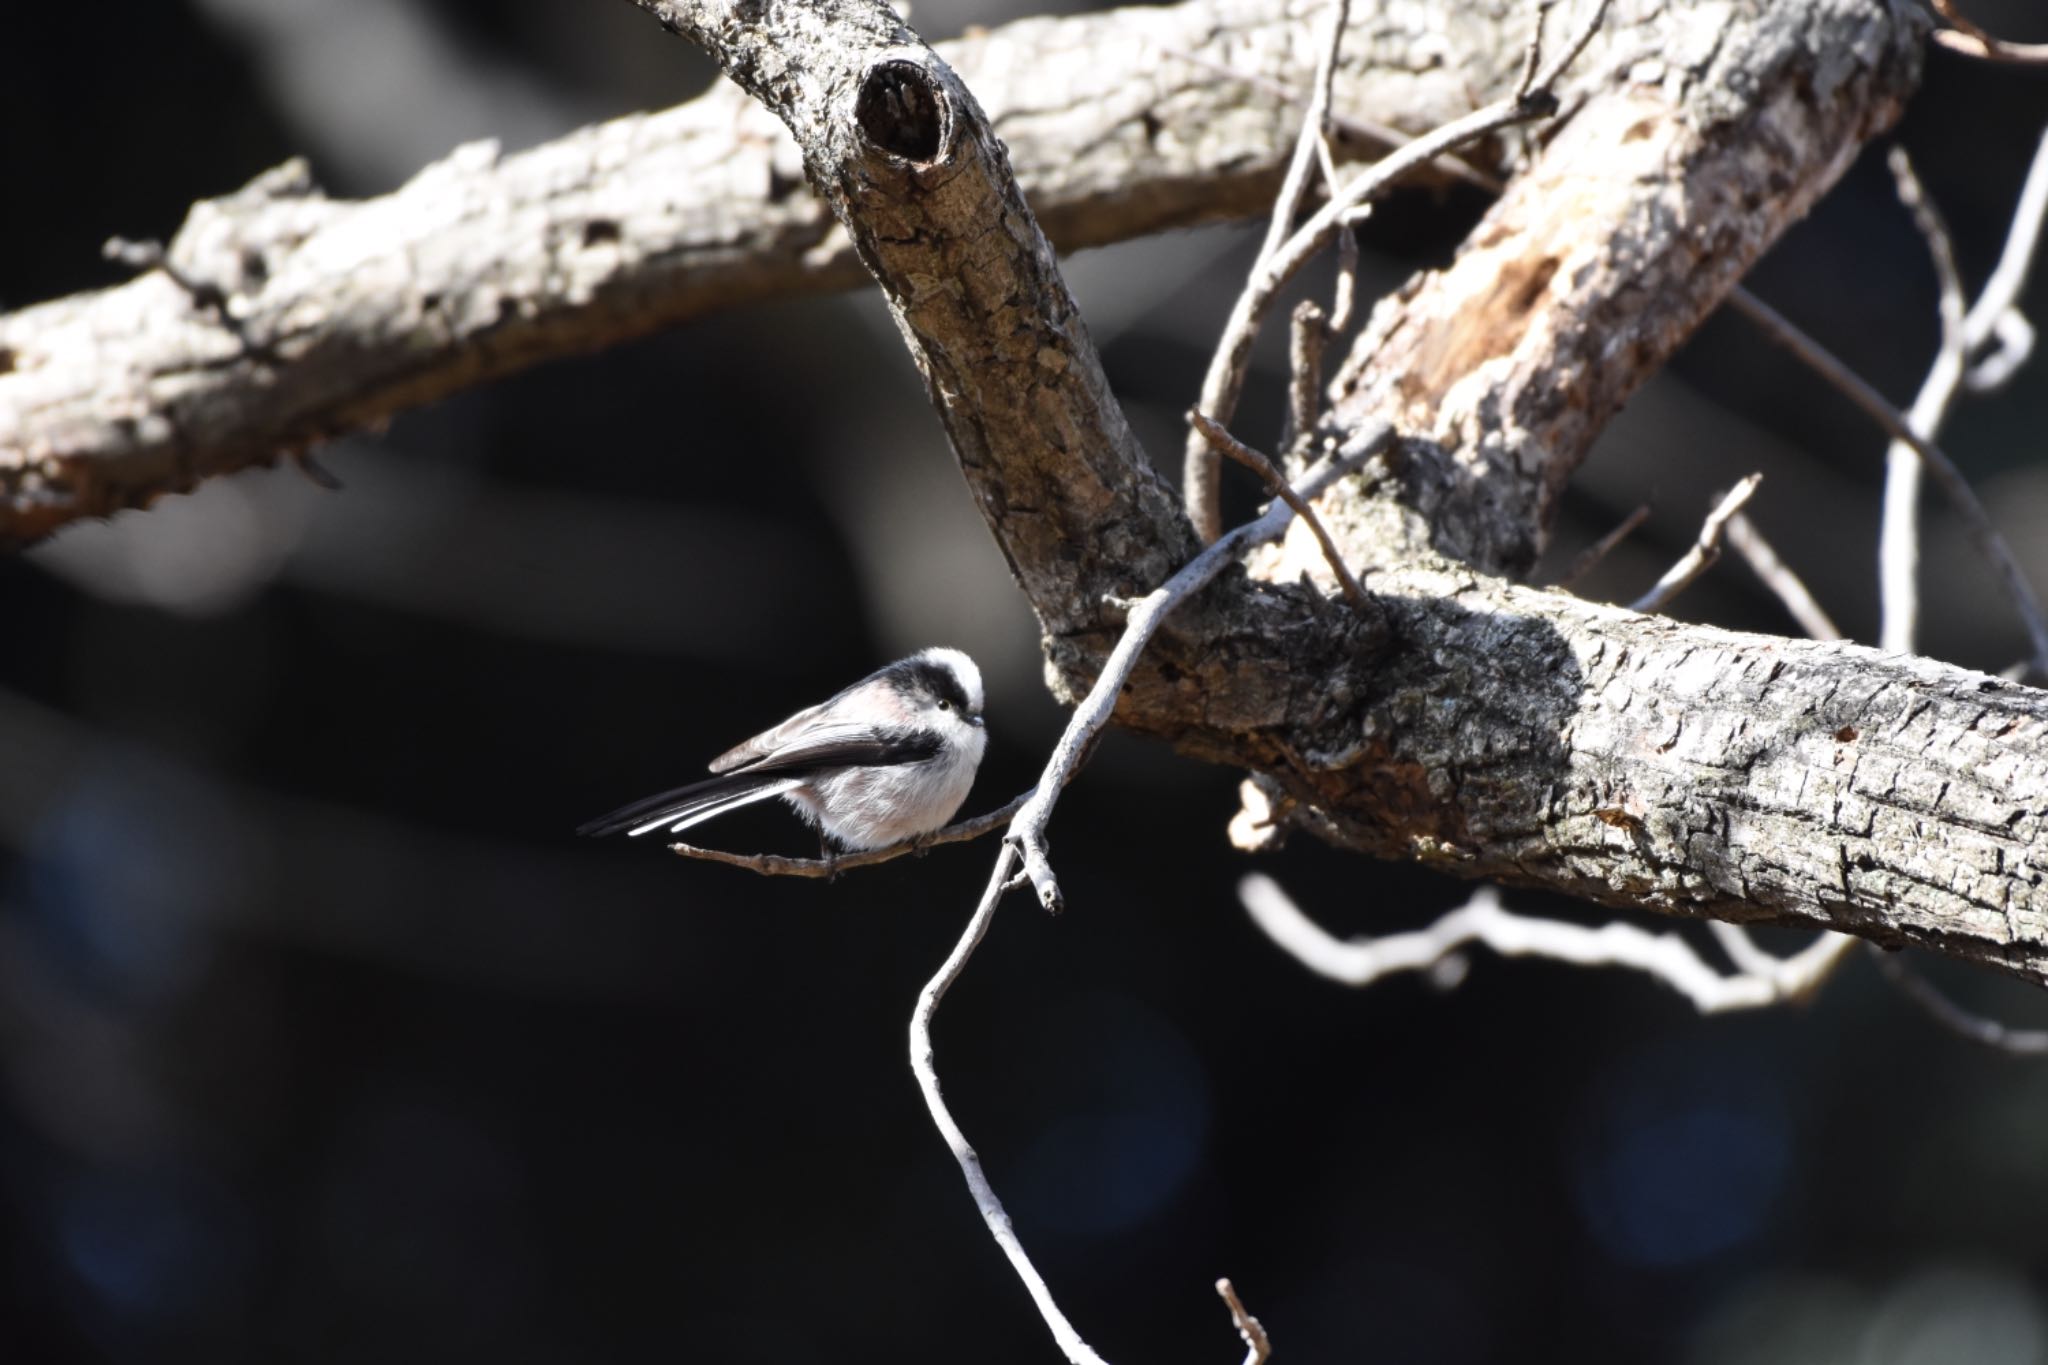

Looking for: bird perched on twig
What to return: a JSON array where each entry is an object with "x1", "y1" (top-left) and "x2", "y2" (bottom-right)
[{"x1": 578, "y1": 648, "x2": 987, "y2": 853}]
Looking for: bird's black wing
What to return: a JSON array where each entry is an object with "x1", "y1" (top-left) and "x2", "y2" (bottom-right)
[
  {"x1": 719, "y1": 722, "x2": 941, "y2": 776},
  {"x1": 576, "y1": 725, "x2": 941, "y2": 838}
]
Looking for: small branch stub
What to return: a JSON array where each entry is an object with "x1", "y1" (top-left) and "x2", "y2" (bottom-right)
[{"x1": 1218, "y1": 1278, "x2": 1272, "y2": 1365}]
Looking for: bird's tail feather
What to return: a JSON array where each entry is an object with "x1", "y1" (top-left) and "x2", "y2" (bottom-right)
[{"x1": 577, "y1": 774, "x2": 805, "y2": 839}]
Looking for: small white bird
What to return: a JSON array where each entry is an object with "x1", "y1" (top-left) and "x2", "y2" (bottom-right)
[{"x1": 577, "y1": 648, "x2": 988, "y2": 852}]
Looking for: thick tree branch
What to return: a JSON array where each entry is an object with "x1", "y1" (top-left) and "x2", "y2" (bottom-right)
[
  {"x1": 1217, "y1": 557, "x2": 2048, "y2": 984},
  {"x1": 1323, "y1": 0, "x2": 1927, "y2": 576},
  {"x1": 21, "y1": 0, "x2": 2041, "y2": 987},
  {"x1": 620, "y1": 0, "x2": 1191, "y2": 641},
  {"x1": 2, "y1": 0, "x2": 1919, "y2": 554},
  {"x1": 1180, "y1": 0, "x2": 1611, "y2": 542},
  {"x1": 0, "y1": 0, "x2": 1525, "y2": 547}
]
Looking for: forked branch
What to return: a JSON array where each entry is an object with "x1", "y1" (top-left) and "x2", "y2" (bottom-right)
[{"x1": 1181, "y1": 0, "x2": 1612, "y2": 540}]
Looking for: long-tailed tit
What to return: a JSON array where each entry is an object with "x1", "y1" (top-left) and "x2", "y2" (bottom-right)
[{"x1": 578, "y1": 648, "x2": 987, "y2": 852}]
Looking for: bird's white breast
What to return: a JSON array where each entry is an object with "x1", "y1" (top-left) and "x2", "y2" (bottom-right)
[{"x1": 800, "y1": 723, "x2": 986, "y2": 850}]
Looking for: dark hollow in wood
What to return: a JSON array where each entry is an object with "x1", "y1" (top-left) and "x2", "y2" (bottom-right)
[{"x1": 858, "y1": 60, "x2": 946, "y2": 162}]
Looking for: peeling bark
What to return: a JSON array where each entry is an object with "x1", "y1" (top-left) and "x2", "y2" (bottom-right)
[{"x1": 1326, "y1": 0, "x2": 1927, "y2": 575}]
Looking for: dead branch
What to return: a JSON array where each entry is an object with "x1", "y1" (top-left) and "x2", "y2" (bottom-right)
[
  {"x1": 1320, "y1": 0, "x2": 1927, "y2": 579},
  {"x1": 1719, "y1": 286, "x2": 2048, "y2": 674},
  {"x1": 908, "y1": 836, "x2": 1109, "y2": 1365},
  {"x1": 1179, "y1": 0, "x2": 1612, "y2": 541},
  {"x1": 1188, "y1": 409, "x2": 1370, "y2": 610},
  {"x1": 1630, "y1": 476, "x2": 1762, "y2": 613},
  {"x1": 1008, "y1": 429, "x2": 1391, "y2": 910},
  {"x1": 0, "y1": 0, "x2": 1550, "y2": 548},
  {"x1": 1240, "y1": 875, "x2": 1855, "y2": 1009},
  {"x1": 1724, "y1": 514, "x2": 1844, "y2": 643},
  {"x1": 1872, "y1": 128, "x2": 2048, "y2": 670},
  {"x1": 1217, "y1": 1279, "x2": 1273, "y2": 1365},
  {"x1": 1866, "y1": 947, "x2": 2048, "y2": 1054},
  {"x1": 1928, "y1": 0, "x2": 2048, "y2": 64}
]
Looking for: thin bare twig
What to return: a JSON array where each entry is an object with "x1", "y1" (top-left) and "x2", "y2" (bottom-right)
[
  {"x1": 909, "y1": 841, "x2": 1111, "y2": 1365},
  {"x1": 668, "y1": 791, "x2": 1031, "y2": 877},
  {"x1": 1963, "y1": 127, "x2": 2048, "y2": 383},
  {"x1": 1241, "y1": 875, "x2": 1853, "y2": 1011},
  {"x1": 1180, "y1": 0, "x2": 1611, "y2": 539},
  {"x1": 1251, "y1": 875, "x2": 2048, "y2": 1056},
  {"x1": 1558, "y1": 504, "x2": 1650, "y2": 587},
  {"x1": 1515, "y1": 0, "x2": 1560, "y2": 102},
  {"x1": 1724, "y1": 286, "x2": 2048, "y2": 675},
  {"x1": 1304, "y1": 8, "x2": 1352, "y2": 310},
  {"x1": 1189, "y1": 409, "x2": 1370, "y2": 609},
  {"x1": 1725, "y1": 513, "x2": 1844, "y2": 641},
  {"x1": 1879, "y1": 146, "x2": 1971, "y2": 657},
  {"x1": 1709, "y1": 921, "x2": 1858, "y2": 997},
  {"x1": 1889, "y1": 147, "x2": 1968, "y2": 358},
  {"x1": 1865, "y1": 945, "x2": 2048, "y2": 1054},
  {"x1": 1928, "y1": 0, "x2": 2048, "y2": 65},
  {"x1": 1867, "y1": 129, "x2": 2048, "y2": 669},
  {"x1": 1629, "y1": 474, "x2": 1762, "y2": 613},
  {"x1": 906, "y1": 431, "x2": 1391, "y2": 1365},
  {"x1": 1151, "y1": 49, "x2": 1502, "y2": 193},
  {"x1": 1189, "y1": 0, "x2": 1357, "y2": 542},
  {"x1": 1252, "y1": 0, "x2": 1354, "y2": 268},
  {"x1": 1217, "y1": 1279, "x2": 1273, "y2": 1365}
]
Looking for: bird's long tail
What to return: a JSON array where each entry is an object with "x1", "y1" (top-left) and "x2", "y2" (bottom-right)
[{"x1": 576, "y1": 774, "x2": 805, "y2": 839}]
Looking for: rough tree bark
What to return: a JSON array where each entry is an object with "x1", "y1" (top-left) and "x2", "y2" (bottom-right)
[
  {"x1": 0, "y1": 0, "x2": 1495, "y2": 544},
  {"x1": 11, "y1": 0, "x2": 2047, "y2": 985}
]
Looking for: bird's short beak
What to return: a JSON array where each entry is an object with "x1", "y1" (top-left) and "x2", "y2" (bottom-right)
[{"x1": 969, "y1": 715, "x2": 985, "y2": 728}]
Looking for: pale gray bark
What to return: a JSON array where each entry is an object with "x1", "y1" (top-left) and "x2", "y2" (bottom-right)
[
  {"x1": 1326, "y1": 0, "x2": 1927, "y2": 575},
  {"x1": 0, "y1": 0, "x2": 1507, "y2": 546},
  {"x1": 1232, "y1": 552, "x2": 2048, "y2": 983},
  {"x1": 612, "y1": 0, "x2": 2047, "y2": 987},
  {"x1": 14, "y1": 0, "x2": 2044, "y2": 986}
]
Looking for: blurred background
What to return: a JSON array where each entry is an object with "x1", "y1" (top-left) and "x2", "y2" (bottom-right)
[{"x1": 6, "y1": 2, "x2": 2048, "y2": 1361}]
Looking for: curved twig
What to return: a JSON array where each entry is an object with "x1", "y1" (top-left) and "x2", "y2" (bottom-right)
[
  {"x1": 1928, "y1": 0, "x2": 2048, "y2": 65},
  {"x1": 1217, "y1": 1279, "x2": 1273, "y2": 1365},
  {"x1": 1188, "y1": 408, "x2": 1369, "y2": 609},
  {"x1": 1724, "y1": 512, "x2": 1845, "y2": 642},
  {"x1": 1630, "y1": 474, "x2": 1762, "y2": 613},
  {"x1": 908, "y1": 840, "x2": 1112, "y2": 1365},
  {"x1": 1241, "y1": 874, "x2": 1854, "y2": 1011},
  {"x1": 1724, "y1": 286, "x2": 2048, "y2": 676},
  {"x1": 1866, "y1": 944, "x2": 2048, "y2": 1055}
]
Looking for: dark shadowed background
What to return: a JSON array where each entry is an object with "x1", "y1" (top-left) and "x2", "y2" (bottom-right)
[{"x1": 6, "y1": 2, "x2": 2048, "y2": 1362}]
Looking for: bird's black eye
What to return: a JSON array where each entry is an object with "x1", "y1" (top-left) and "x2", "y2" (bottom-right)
[{"x1": 937, "y1": 699, "x2": 952, "y2": 711}]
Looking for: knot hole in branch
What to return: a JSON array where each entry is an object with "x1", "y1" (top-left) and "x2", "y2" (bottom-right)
[{"x1": 856, "y1": 59, "x2": 947, "y2": 163}]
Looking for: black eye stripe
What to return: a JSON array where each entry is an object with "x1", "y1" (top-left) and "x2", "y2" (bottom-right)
[{"x1": 889, "y1": 658, "x2": 975, "y2": 714}]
